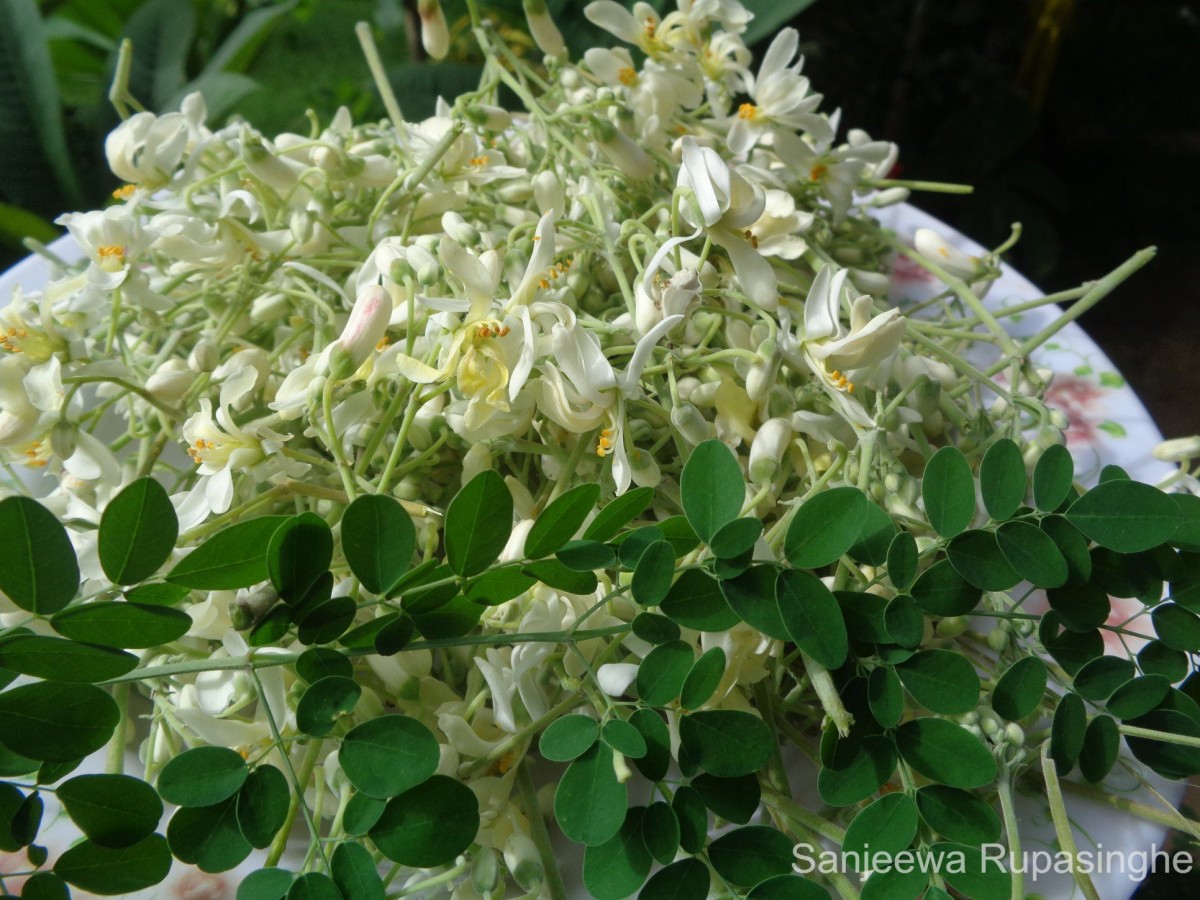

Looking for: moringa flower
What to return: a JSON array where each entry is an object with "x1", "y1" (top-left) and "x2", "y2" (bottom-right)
[
  {"x1": 726, "y1": 28, "x2": 825, "y2": 155},
  {"x1": 328, "y1": 285, "x2": 392, "y2": 380}
]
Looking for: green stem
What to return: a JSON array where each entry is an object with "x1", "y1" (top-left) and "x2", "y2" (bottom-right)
[
  {"x1": 996, "y1": 771, "x2": 1023, "y2": 900},
  {"x1": 515, "y1": 759, "x2": 568, "y2": 900},
  {"x1": 1040, "y1": 747, "x2": 1101, "y2": 900}
]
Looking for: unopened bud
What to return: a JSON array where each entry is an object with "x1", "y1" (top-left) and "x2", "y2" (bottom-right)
[
  {"x1": 417, "y1": 0, "x2": 450, "y2": 59},
  {"x1": 1154, "y1": 435, "x2": 1200, "y2": 462},
  {"x1": 188, "y1": 339, "x2": 219, "y2": 373},
  {"x1": 50, "y1": 421, "x2": 76, "y2": 460},
  {"x1": 471, "y1": 847, "x2": 500, "y2": 893},
  {"x1": 503, "y1": 832, "x2": 544, "y2": 892},
  {"x1": 597, "y1": 128, "x2": 656, "y2": 180},
  {"x1": 523, "y1": 0, "x2": 565, "y2": 59},
  {"x1": 441, "y1": 211, "x2": 480, "y2": 246},
  {"x1": 749, "y1": 417, "x2": 792, "y2": 484},
  {"x1": 671, "y1": 402, "x2": 710, "y2": 446},
  {"x1": 329, "y1": 285, "x2": 390, "y2": 380}
]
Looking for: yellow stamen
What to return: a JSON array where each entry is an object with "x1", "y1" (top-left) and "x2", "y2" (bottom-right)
[
  {"x1": 618, "y1": 67, "x2": 638, "y2": 86},
  {"x1": 112, "y1": 184, "x2": 136, "y2": 200},
  {"x1": 469, "y1": 155, "x2": 489, "y2": 169},
  {"x1": 809, "y1": 163, "x2": 828, "y2": 182},
  {"x1": 738, "y1": 103, "x2": 759, "y2": 121}
]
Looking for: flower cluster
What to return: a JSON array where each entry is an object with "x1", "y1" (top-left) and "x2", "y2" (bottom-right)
[{"x1": 0, "y1": 0, "x2": 1178, "y2": 897}]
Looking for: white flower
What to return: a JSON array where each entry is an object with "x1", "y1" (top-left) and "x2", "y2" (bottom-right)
[
  {"x1": 677, "y1": 137, "x2": 777, "y2": 310},
  {"x1": 727, "y1": 28, "x2": 825, "y2": 155},
  {"x1": 775, "y1": 122, "x2": 897, "y2": 225},
  {"x1": 327, "y1": 285, "x2": 392, "y2": 380},
  {"x1": 105, "y1": 92, "x2": 208, "y2": 187}
]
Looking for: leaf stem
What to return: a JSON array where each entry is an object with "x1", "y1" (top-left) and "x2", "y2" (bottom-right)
[{"x1": 515, "y1": 758, "x2": 568, "y2": 900}]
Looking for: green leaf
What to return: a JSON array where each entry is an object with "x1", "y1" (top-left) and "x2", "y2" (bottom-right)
[
  {"x1": 785, "y1": 486, "x2": 870, "y2": 569},
  {"x1": 946, "y1": 530, "x2": 1020, "y2": 591},
  {"x1": 268, "y1": 512, "x2": 333, "y2": 602},
  {"x1": 18, "y1": 872, "x2": 70, "y2": 900},
  {"x1": 0, "y1": 0, "x2": 83, "y2": 215},
  {"x1": 286, "y1": 872, "x2": 342, "y2": 900},
  {"x1": 721, "y1": 564, "x2": 789, "y2": 639},
  {"x1": 640, "y1": 801, "x2": 681, "y2": 864},
  {"x1": 583, "y1": 807, "x2": 652, "y2": 900},
  {"x1": 638, "y1": 856, "x2": 709, "y2": 900},
  {"x1": 54, "y1": 834, "x2": 171, "y2": 895},
  {"x1": 678, "y1": 710, "x2": 773, "y2": 777},
  {"x1": 1139, "y1": 641, "x2": 1189, "y2": 682},
  {"x1": 895, "y1": 649, "x2": 980, "y2": 715},
  {"x1": 236, "y1": 764, "x2": 289, "y2": 849},
  {"x1": 868, "y1": 666, "x2": 904, "y2": 729},
  {"x1": 168, "y1": 516, "x2": 289, "y2": 589},
  {"x1": 526, "y1": 483, "x2": 600, "y2": 559},
  {"x1": 996, "y1": 520, "x2": 1068, "y2": 588},
  {"x1": 524, "y1": 558, "x2": 599, "y2": 594},
  {"x1": 340, "y1": 715, "x2": 440, "y2": 799},
  {"x1": 979, "y1": 438, "x2": 1026, "y2": 521},
  {"x1": 1107, "y1": 674, "x2": 1172, "y2": 720},
  {"x1": 991, "y1": 657, "x2": 1047, "y2": 721},
  {"x1": 1065, "y1": 480, "x2": 1182, "y2": 553},
  {"x1": 661, "y1": 569, "x2": 739, "y2": 631},
  {"x1": 631, "y1": 540, "x2": 676, "y2": 606},
  {"x1": 583, "y1": 487, "x2": 654, "y2": 542},
  {"x1": 1040, "y1": 613, "x2": 1104, "y2": 676},
  {"x1": 237, "y1": 867, "x2": 294, "y2": 900},
  {"x1": 202, "y1": 0, "x2": 297, "y2": 74},
  {"x1": 97, "y1": 478, "x2": 178, "y2": 586},
  {"x1": 331, "y1": 840, "x2": 385, "y2": 900},
  {"x1": 295, "y1": 647, "x2": 353, "y2": 684},
  {"x1": 370, "y1": 775, "x2": 478, "y2": 866},
  {"x1": 745, "y1": 874, "x2": 830, "y2": 900},
  {"x1": 296, "y1": 676, "x2": 361, "y2": 737},
  {"x1": 776, "y1": 569, "x2": 847, "y2": 669},
  {"x1": 631, "y1": 612, "x2": 681, "y2": 645},
  {"x1": 843, "y1": 793, "x2": 918, "y2": 861},
  {"x1": 916, "y1": 785, "x2": 1001, "y2": 844},
  {"x1": 708, "y1": 826, "x2": 795, "y2": 887},
  {"x1": 1125, "y1": 710, "x2": 1200, "y2": 778},
  {"x1": 167, "y1": 797, "x2": 252, "y2": 873},
  {"x1": 680, "y1": 439, "x2": 744, "y2": 542},
  {"x1": 896, "y1": 718, "x2": 997, "y2": 788},
  {"x1": 671, "y1": 785, "x2": 708, "y2": 853},
  {"x1": 922, "y1": 447, "x2": 976, "y2": 538},
  {"x1": 848, "y1": 501, "x2": 897, "y2": 567},
  {"x1": 540, "y1": 714, "x2": 600, "y2": 762},
  {"x1": 884, "y1": 594, "x2": 924, "y2": 649},
  {"x1": 1040, "y1": 515, "x2": 1092, "y2": 584},
  {"x1": 50, "y1": 601, "x2": 191, "y2": 648},
  {"x1": 601, "y1": 718, "x2": 647, "y2": 758},
  {"x1": 680, "y1": 647, "x2": 726, "y2": 709},
  {"x1": 886, "y1": 531, "x2": 919, "y2": 591},
  {"x1": 123, "y1": 582, "x2": 192, "y2": 606},
  {"x1": 933, "y1": 842, "x2": 1012, "y2": 900},
  {"x1": 158, "y1": 746, "x2": 247, "y2": 807},
  {"x1": 341, "y1": 494, "x2": 415, "y2": 594},
  {"x1": 464, "y1": 565, "x2": 537, "y2": 606},
  {"x1": 629, "y1": 709, "x2": 670, "y2": 782},
  {"x1": 710, "y1": 517, "x2": 764, "y2": 560},
  {"x1": 0, "y1": 682, "x2": 117, "y2": 762},
  {"x1": 1079, "y1": 715, "x2": 1120, "y2": 782},
  {"x1": 910, "y1": 559, "x2": 980, "y2": 617},
  {"x1": 557, "y1": 539, "x2": 617, "y2": 571},
  {"x1": 58, "y1": 774, "x2": 161, "y2": 849},
  {"x1": 445, "y1": 470, "x2": 513, "y2": 576},
  {"x1": 636, "y1": 640, "x2": 693, "y2": 706},
  {"x1": 1032, "y1": 443, "x2": 1075, "y2": 511},
  {"x1": 741, "y1": 0, "x2": 821, "y2": 45},
  {"x1": 691, "y1": 772, "x2": 760, "y2": 824},
  {"x1": 1050, "y1": 692, "x2": 1087, "y2": 773},
  {"x1": 0, "y1": 635, "x2": 136, "y2": 683},
  {"x1": 1170, "y1": 493, "x2": 1200, "y2": 551},
  {"x1": 0, "y1": 496, "x2": 79, "y2": 614},
  {"x1": 342, "y1": 793, "x2": 385, "y2": 836},
  {"x1": 554, "y1": 742, "x2": 626, "y2": 846},
  {"x1": 296, "y1": 592, "x2": 355, "y2": 646},
  {"x1": 1153, "y1": 603, "x2": 1200, "y2": 652}
]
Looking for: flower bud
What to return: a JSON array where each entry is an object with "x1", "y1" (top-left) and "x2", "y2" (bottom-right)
[
  {"x1": 1153, "y1": 435, "x2": 1200, "y2": 462},
  {"x1": 523, "y1": 0, "x2": 565, "y2": 59},
  {"x1": 749, "y1": 417, "x2": 792, "y2": 484},
  {"x1": 504, "y1": 832, "x2": 544, "y2": 892},
  {"x1": 145, "y1": 361, "x2": 193, "y2": 403},
  {"x1": 407, "y1": 244, "x2": 441, "y2": 286},
  {"x1": 914, "y1": 227, "x2": 979, "y2": 280},
  {"x1": 670, "y1": 402, "x2": 710, "y2": 446},
  {"x1": 936, "y1": 616, "x2": 969, "y2": 638},
  {"x1": 629, "y1": 447, "x2": 661, "y2": 488},
  {"x1": 441, "y1": 211, "x2": 480, "y2": 246},
  {"x1": 50, "y1": 420, "x2": 76, "y2": 460},
  {"x1": 471, "y1": 848, "x2": 500, "y2": 894},
  {"x1": 593, "y1": 120, "x2": 655, "y2": 180},
  {"x1": 418, "y1": 0, "x2": 450, "y2": 60},
  {"x1": 329, "y1": 285, "x2": 390, "y2": 380},
  {"x1": 869, "y1": 187, "x2": 910, "y2": 207},
  {"x1": 188, "y1": 339, "x2": 219, "y2": 373},
  {"x1": 1004, "y1": 723, "x2": 1025, "y2": 746}
]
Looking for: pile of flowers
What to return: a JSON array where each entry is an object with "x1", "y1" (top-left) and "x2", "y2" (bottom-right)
[{"x1": 1, "y1": 1, "x2": 1199, "y2": 898}]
